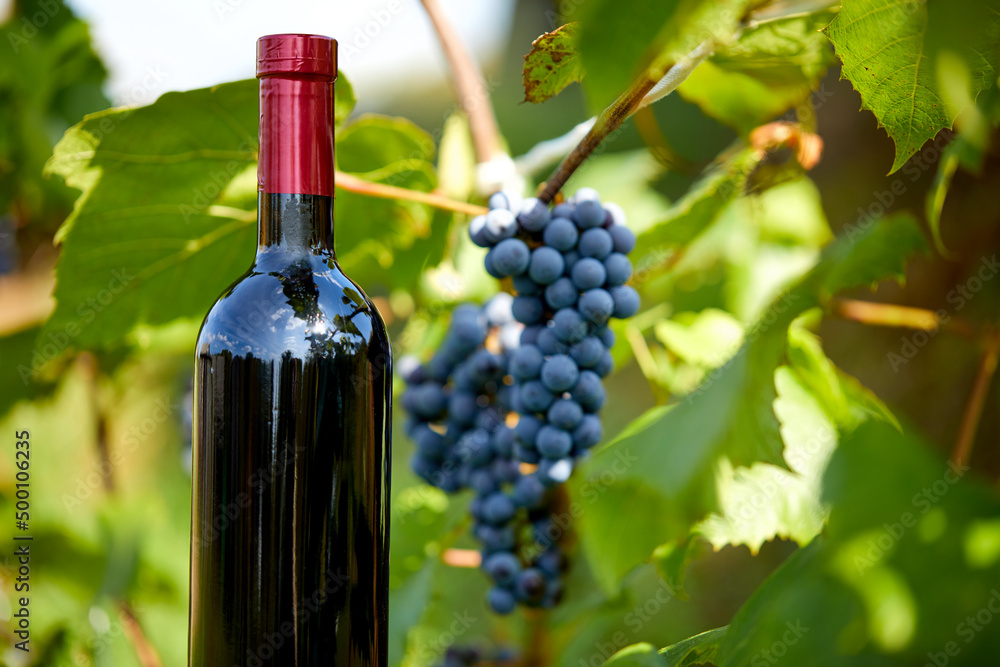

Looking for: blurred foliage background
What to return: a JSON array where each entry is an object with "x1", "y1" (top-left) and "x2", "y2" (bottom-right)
[{"x1": 1, "y1": 0, "x2": 1000, "y2": 666}]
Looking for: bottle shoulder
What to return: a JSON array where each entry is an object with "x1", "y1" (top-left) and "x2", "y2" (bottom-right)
[{"x1": 197, "y1": 252, "x2": 390, "y2": 361}]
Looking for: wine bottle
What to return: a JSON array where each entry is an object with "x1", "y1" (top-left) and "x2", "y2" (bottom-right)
[{"x1": 188, "y1": 34, "x2": 391, "y2": 667}]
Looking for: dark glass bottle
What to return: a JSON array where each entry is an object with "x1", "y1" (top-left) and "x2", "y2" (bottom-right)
[{"x1": 188, "y1": 34, "x2": 391, "y2": 667}]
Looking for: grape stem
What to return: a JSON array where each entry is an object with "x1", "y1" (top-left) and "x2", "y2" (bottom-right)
[
  {"x1": 952, "y1": 329, "x2": 1000, "y2": 468},
  {"x1": 419, "y1": 0, "x2": 505, "y2": 166},
  {"x1": 119, "y1": 600, "x2": 165, "y2": 667},
  {"x1": 335, "y1": 171, "x2": 487, "y2": 216},
  {"x1": 829, "y1": 298, "x2": 978, "y2": 339}
]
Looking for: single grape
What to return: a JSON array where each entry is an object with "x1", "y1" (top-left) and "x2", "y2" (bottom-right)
[
  {"x1": 484, "y1": 552, "x2": 521, "y2": 586},
  {"x1": 410, "y1": 453, "x2": 438, "y2": 482},
  {"x1": 469, "y1": 469, "x2": 499, "y2": 495},
  {"x1": 485, "y1": 208, "x2": 518, "y2": 242},
  {"x1": 520, "y1": 324, "x2": 543, "y2": 346},
  {"x1": 536, "y1": 327, "x2": 569, "y2": 356},
  {"x1": 542, "y1": 217, "x2": 579, "y2": 251},
  {"x1": 540, "y1": 354, "x2": 580, "y2": 393},
  {"x1": 552, "y1": 202, "x2": 574, "y2": 219},
  {"x1": 603, "y1": 202, "x2": 626, "y2": 227},
  {"x1": 578, "y1": 288, "x2": 615, "y2": 326},
  {"x1": 478, "y1": 524, "x2": 516, "y2": 551},
  {"x1": 483, "y1": 249, "x2": 504, "y2": 278},
  {"x1": 569, "y1": 336, "x2": 604, "y2": 368},
  {"x1": 547, "y1": 398, "x2": 583, "y2": 430},
  {"x1": 519, "y1": 380, "x2": 555, "y2": 413},
  {"x1": 571, "y1": 370, "x2": 606, "y2": 411},
  {"x1": 469, "y1": 214, "x2": 492, "y2": 247},
  {"x1": 578, "y1": 228, "x2": 613, "y2": 259},
  {"x1": 457, "y1": 429, "x2": 494, "y2": 466},
  {"x1": 603, "y1": 253, "x2": 632, "y2": 286},
  {"x1": 515, "y1": 442, "x2": 541, "y2": 464},
  {"x1": 512, "y1": 473, "x2": 547, "y2": 509},
  {"x1": 572, "y1": 414, "x2": 602, "y2": 450},
  {"x1": 609, "y1": 225, "x2": 636, "y2": 254},
  {"x1": 491, "y1": 238, "x2": 531, "y2": 276},
  {"x1": 518, "y1": 197, "x2": 551, "y2": 232},
  {"x1": 484, "y1": 293, "x2": 515, "y2": 325},
  {"x1": 409, "y1": 382, "x2": 448, "y2": 419},
  {"x1": 515, "y1": 568, "x2": 548, "y2": 604},
  {"x1": 489, "y1": 190, "x2": 521, "y2": 211},
  {"x1": 573, "y1": 199, "x2": 605, "y2": 229},
  {"x1": 551, "y1": 308, "x2": 587, "y2": 344},
  {"x1": 492, "y1": 426, "x2": 515, "y2": 457},
  {"x1": 448, "y1": 391, "x2": 479, "y2": 426},
  {"x1": 596, "y1": 325, "x2": 615, "y2": 349},
  {"x1": 512, "y1": 296, "x2": 545, "y2": 325},
  {"x1": 535, "y1": 425, "x2": 573, "y2": 459},
  {"x1": 481, "y1": 492, "x2": 516, "y2": 525},
  {"x1": 514, "y1": 415, "x2": 542, "y2": 445},
  {"x1": 594, "y1": 350, "x2": 615, "y2": 378},
  {"x1": 528, "y1": 247, "x2": 565, "y2": 285},
  {"x1": 610, "y1": 285, "x2": 640, "y2": 318},
  {"x1": 537, "y1": 457, "x2": 573, "y2": 485},
  {"x1": 488, "y1": 586, "x2": 517, "y2": 615},
  {"x1": 544, "y1": 277, "x2": 578, "y2": 311},
  {"x1": 535, "y1": 550, "x2": 568, "y2": 577},
  {"x1": 570, "y1": 257, "x2": 607, "y2": 291},
  {"x1": 510, "y1": 345, "x2": 544, "y2": 380},
  {"x1": 572, "y1": 187, "x2": 600, "y2": 203},
  {"x1": 512, "y1": 274, "x2": 542, "y2": 296},
  {"x1": 469, "y1": 349, "x2": 504, "y2": 383}
]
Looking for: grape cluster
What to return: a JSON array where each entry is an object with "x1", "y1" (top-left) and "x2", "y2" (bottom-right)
[
  {"x1": 402, "y1": 187, "x2": 637, "y2": 616},
  {"x1": 435, "y1": 645, "x2": 517, "y2": 667}
]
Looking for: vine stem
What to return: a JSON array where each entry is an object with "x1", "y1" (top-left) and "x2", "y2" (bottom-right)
[
  {"x1": 420, "y1": 0, "x2": 504, "y2": 165},
  {"x1": 119, "y1": 600, "x2": 164, "y2": 667},
  {"x1": 335, "y1": 171, "x2": 487, "y2": 216},
  {"x1": 952, "y1": 330, "x2": 1000, "y2": 468},
  {"x1": 829, "y1": 298, "x2": 979, "y2": 339}
]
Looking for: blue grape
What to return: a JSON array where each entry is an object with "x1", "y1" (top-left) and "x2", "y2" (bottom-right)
[
  {"x1": 408, "y1": 383, "x2": 447, "y2": 418},
  {"x1": 578, "y1": 228, "x2": 613, "y2": 259},
  {"x1": 518, "y1": 197, "x2": 551, "y2": 232},
  {"x1": 483, "y1": 250, "x2": 504, "y2": 278},
  {"x1": 536, "y1": 327, "x2": 570, "y2": 356},
  {"x1": 515, "y1": 442, "x2": 541, "y2": 464},
  {"x1": 512, "y1": 296, "x2": 545, "y2": 325},
  {"x1": 469, "y1": 215, "x2": 492, "y2": 247},
  {"x1": 510, "y1": 345, "x2": 544, "y2": 380},
  {"x1": 469, "y1": 350, "x2": 504, "y2": 382},
  {"x1": 562, "y1": 250, "x2": 580, "y2": 276},
  {"x1": 610, "y1": 285, "x2": 640, "y2": 318},
  {"x1": 512, "y1": 474, "x2": 547, "y2": 509},
  {"x1": 547, "y1": 399, "x2": 583, "y2": 430},
  {"x1": 571, "y1": 257, "x2": 607, "y2": 291},
  {"x1": 570, "y1": 336, "x2": 604, "y2": 368},
  {"x1": 488, "y1": 587, "x2": 517, "y2": 615},
  {"x1": 542, "y1": 217, "x2": 579, "y2": 251},
  {"x1": 552, "y1": 202, "x2": 574, "y2": 219},
  {"x1": 520, "y1": 324, "x2": 543, "y2": 346},
  {"x1": 469, "y1": 469, "x2": 499, "y2": 495},
  {"x1": 512, "y1": 274, "x2": 542, "y2": 296},
  {"x1": 552, "y1": 308, "x2": 587, "y2": 344},
  {"x1": 609, "y1": 225, "x2": 636, "y2": 254},
  {"x1": 535, "y1": 425, "x2": 573, "y2": 459},
  {"x1": 449, "y1": 392, "x2": 479, "y2": 426},
  {"x1": 573, "y1": 199, "x2": 605, "y2": 229},
  {"x1": 596, "y1": 325, "x2": 615, "y2": 349},
  {"x1": 485, "y1": 294, "x2": 515, "y2": 326},
  {"x1": 484, "y1": 552, "x2": 521, "y2": 586},
  {"x1": 543, "y1": 577, "x2": 564, "y2": 608},
  {"x1": 491, "y1": 238, "x2": 530, "y2": 276},
  {"x1": 520, "y1": 380, "x2": 555, "y2": 413},
  {"x1": 573, "y1": 187, "x2": 600, "y2": 203},
  {"x1": 492, "y1": 426, "x2": 515, "y2": 457},
  {"x1": 528, "y1": 247, "x2": 565, "y2": 285},
  {"x1": 571, "y1": 370, "x2": 605, "y2": 411},
  {"x1": 457, "y1": 429, "x2": 494, "y2": 466},
  {"x1": 578, "y1": 288, "x2": 615, "y2": 325},
  {"x1": 514, "y1": 415, "x2": 542, "y2": 445},
  {"x1": 603, "y1": 253, "x2": 632, "y2": 286},
  {"x1": 493, "y1": 459, "x2": 520, "y2": 484},
  {"x1": 537, "y1": 457, "x2": 573, "y2": 485},
  {"x1": 536, "y1": 550, "x2": 567, "y2": 577},
  {"x1": 594, "y1": 351, "x2": 614, "y2": 378},
  {"x1": 540, "y1": 355, "x2": 579, "y2": 393},
  {"x1": 515, "y1": 568, "x2": 548, "y2": 603},
  {"x1": 572, "y1": 414, "x2": 602, "y2": 450},
  {"x1": 544, "y1": 277, "x2": 578, "y2": 311},
  {"x1": 411, "y1": 453, "x2": 439, "y2": 482},
  {"x1": 489, "y1": 190, "x2": 521, "y2": 211},
  {"x1": 478, "y1": 524, "x2": 516, "y2": 551},
  {"x1": 481, "y1": 492, "x2": 516, "y2": 524},
  {"x1": 486, "y1": 208, "x2": 517, "y2": 241},
  {"x1": 603, "y1": 202, "x2": 626, "y2": 227},
  {"x1": 413, "y1": 425, "x2": 448, "y2": 459}
]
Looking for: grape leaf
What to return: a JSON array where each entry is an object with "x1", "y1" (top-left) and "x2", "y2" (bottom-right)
[
  {"x1": 577, "y1": 213, "x2": 925, "y2": 592},
  {"x1": 604, "y1": 643, "x2": 666, "y2": 667},
  {"x1": 572, "y1": 0, "x2": 750, "y2": 111},
  {"x1": 522, "y1": 23, "x2": 584, "y2": 104},
  {"x1": 824, "y1": 0, "x2": 1000, "y2": 173},
  {"x1": 660, "y1": 627, "x2": 727, "y2": 666},
  {"x1": 41, "y1": 77, "x2": 434, "y2": 350},
  {"x1": 678, "y1": 13, "x2": 836, "y2": 134}
]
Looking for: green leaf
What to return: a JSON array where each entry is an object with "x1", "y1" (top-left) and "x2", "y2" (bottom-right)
[
  {"x1": 824, "y1": 0, "x2": 1000, "y2": 173},
  {"x1": 678, "y1": 13, "x2": 836, "y2": 133},
  {"x1": 819, "y1": 212, "x2": 928, "y2": 296},
  {"x1": 604, "y1": 643, "x2": 666, "y2": 667},
  {"x1": 42, "y1": 76, "x2": 435, "y2": 350},
  {"x1": 0, "y1": 326, "x2": 56, "y2": 419},
  {"x1": 573, "y1": 0, "x2": 750, "y2": 111},
  {"x1": 660, "y1": 627, "x2": 727, "y2": 666},
  {"x1": 522, "y1": 23, "x2": 584, "y2": 103}
]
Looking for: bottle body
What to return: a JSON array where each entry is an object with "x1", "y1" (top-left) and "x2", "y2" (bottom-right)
[{"x1": 188, "y1": 194, "x2": 391, "y2": 666}]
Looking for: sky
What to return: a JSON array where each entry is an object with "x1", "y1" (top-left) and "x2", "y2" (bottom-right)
[{"x1": 14, "y1": 0, "x2": 516, "y2": 108}]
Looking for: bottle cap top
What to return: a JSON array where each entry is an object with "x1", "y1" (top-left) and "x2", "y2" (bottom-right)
[{"x1": 257, "y1": 34, "x2": 337, "y2": 78}]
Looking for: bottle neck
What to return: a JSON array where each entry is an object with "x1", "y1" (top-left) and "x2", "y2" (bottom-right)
[
  {"x1": 257, "y1": 74, "x2": 335, "y2": 255},
  {"x1": 257, "y1": 193, "x2": 334, "y2": 253}
]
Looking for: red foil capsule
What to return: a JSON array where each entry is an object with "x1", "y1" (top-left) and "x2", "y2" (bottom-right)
[{"x1": 256, "y1": 34, "x2": 337, "y2": 196}]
